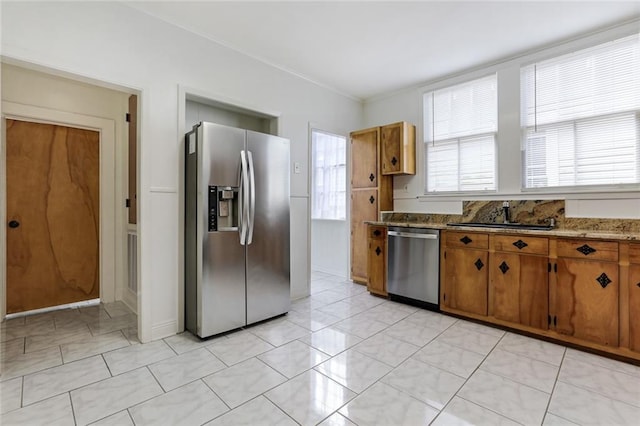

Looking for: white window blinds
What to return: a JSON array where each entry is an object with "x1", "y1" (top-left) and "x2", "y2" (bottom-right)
[
  {"x1": 521, "y1": 33, "x2": 640, "y2": 189},
  {"x1": 424, "y1": 74, "x2": 497, "y2": 192},
  {"x1": 311, "y1": 129, "x2": 346, "y2": 220}
]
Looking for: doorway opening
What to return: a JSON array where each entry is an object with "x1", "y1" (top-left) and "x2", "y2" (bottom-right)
[{"x1": 309, "y1": 128, "x2": 349, "y2": 293}]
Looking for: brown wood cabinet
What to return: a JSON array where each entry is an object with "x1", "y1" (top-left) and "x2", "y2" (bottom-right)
[
  {"x1": 349, "y1": 127, "x2": 393, "y2": 284},
  {"x1": 441, "y1": 231, "x2": 488, "y2": 316},
  {"x1": 628, "y1": 244, "x2": 640, "y2": 352},
  {"x1": 380, "y1": 122, "x2": 416, "y2": 175},
  {"x1": 489, "y1": 235, "x2": 549, "y2": 329},
  {"x1": 553, "y1": 239, "x2": 619, "y2": 347},
  {"x1": 367, "y1": 225, "x2": 387, "y2": 296}
]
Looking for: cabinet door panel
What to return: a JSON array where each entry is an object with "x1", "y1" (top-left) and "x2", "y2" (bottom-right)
[
  {"x1": 350, "y1": 128, "x2": 378, "y2": 188},
  {"x1": 555, "y1": 258, "x2": 618, "y2": 346},
  {"x1": 368, "y1": 236, "x2": 386, "y2": 296},
  {"x1": 380, "y1": 123, "x2": 402, "y2": 174},
  {"x1": 491, "y1": 253, "x2": 548, "y2": 329},
  {"x1": 629, "y1": 265, "x2": 640, "y2": 352},
  {"x1": 444, "y1": 248, "x2": 488, "y2": 316},
  {"x1": 351, "y1": 189, "x2": 378, "y2": 282}
]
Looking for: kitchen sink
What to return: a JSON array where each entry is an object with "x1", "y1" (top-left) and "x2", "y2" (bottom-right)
[{"x1": 447, "y1": 222, "x2": 554, "y2": 231}]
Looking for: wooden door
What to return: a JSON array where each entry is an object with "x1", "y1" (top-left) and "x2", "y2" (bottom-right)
[
  {"x1": 629, "y1": 265, "x2": 640, "y2": 352},
  {"x1": 350, "y1": 128, "x2": 378, "y2": 188},
  {"x1": 350, "y1": 189, "x2": 378, "y2": 283},
  {"x1": 443, "y1": 248, "x2": 488, "y2": 316},
  {"x1": 490, "y1": 253, "x2": 548, "y2": 329},
  {"x1": 6, "y1": 119, "x2": 100, "y2": 313},
  {"x1": 555, "y1": 258, "x2": 618, "y2": 346}
]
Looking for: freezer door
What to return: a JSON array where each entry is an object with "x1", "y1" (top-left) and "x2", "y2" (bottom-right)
[
  {"x1": 198, "y1": 123, "x2": 247, "y2": 337},
  {"x1": 245, "y1": 131, "x2": 291, "y2": 324}
]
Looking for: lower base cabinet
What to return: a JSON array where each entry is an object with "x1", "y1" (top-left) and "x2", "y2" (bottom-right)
[{"x1": 367, "y1": 225, "x2": 387, "y2": 296}]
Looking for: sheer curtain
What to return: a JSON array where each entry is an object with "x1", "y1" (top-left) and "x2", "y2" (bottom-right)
[
  {"x1": 424, "y1": 74, "x2": 498, "y2": 193},
  {"x1": 311, "y1": 129, "x2": 346, "y2": 220}
]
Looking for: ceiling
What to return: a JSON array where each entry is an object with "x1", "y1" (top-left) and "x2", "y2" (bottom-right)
[{"x1": 125, "y1": 1, "x2": 640, "y2": 101}]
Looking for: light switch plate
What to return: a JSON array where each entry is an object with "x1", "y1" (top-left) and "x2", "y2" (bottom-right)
[{"x1": 294, "y1": 162, "x2": 301, "y2": 174}]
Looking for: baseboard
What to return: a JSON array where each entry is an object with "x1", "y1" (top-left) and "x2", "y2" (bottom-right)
[
  {"x1": 311, "y1": 265, "x2": 347, "y2": 278},
  {"x1": 152, "y1": 319, "x2": 178, "y2": 340},
  {"x1": 122, "y1": 288, "x2": 137, "y2": 315}
]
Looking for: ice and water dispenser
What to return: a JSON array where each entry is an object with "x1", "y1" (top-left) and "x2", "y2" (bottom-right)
[{"x1": 208, "y1": 185, "x2": 239, "y2": 232}]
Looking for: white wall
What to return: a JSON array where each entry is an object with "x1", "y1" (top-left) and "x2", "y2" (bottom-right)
[
  {"x1": 364, "y1": 20, "x2": 640, "y2": 219},
  {"x1": 0, "y1": 1, "x2": 363, "y2": 341},
  {"x1": 185, "y1": 100, "x2": 272, "y2": 134},
  {"x1": 311, "y1": 220, "x2": 348, "y2": 277},
  {"x1": 0, "y1": 63, "x2": 130, "y2": 313}
]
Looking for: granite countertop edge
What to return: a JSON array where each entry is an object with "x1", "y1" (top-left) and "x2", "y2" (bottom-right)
[{"x1": 366, "y1": 221, "x2": 640, "y2": 241}]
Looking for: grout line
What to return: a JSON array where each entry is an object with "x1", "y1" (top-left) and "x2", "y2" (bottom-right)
[
  {"x1": 67, "y1": 391, "x2": 78, "y2": 425},
  {"x1": 541, "y1": 346, "x2": 567, "y2": 424}
]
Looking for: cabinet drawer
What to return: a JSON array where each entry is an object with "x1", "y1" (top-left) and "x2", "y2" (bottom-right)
[
  {"x1": 629, "y1": 243, "x2": 640, "y2": 264},
  {"x1": 369, "y1": 225, "x2": 387, "y2": 240},
  {"x1": 557, "y1": 239, "x2": 618, "y2": 262},
  {"x1": 492, "y1": 235, "x2": 548, "y2": 256},
  {"x1": 446, "y1": 231, "x2": 488, "y2": 249}
]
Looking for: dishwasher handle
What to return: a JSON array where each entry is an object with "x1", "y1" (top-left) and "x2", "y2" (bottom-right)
[{"x1": 388, "y1": 230, "x2": 438, "y2": 239}]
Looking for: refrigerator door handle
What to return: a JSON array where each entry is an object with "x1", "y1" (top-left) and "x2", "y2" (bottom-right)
[
  {"x1": 239, "y1": 150, "x2": 249, "y2": 245},
  {"x1": 247, "y1": 150, "x2": 256, "y2": 245}
]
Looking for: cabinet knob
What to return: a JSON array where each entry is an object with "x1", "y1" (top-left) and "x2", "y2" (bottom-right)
[
  {"x1": 576, "y1": 244, "x2": 596, "y2": 256},
  {"x1": 8, "y1": 220, "x2": 20, "y2": 229},
  {"x1": 499, "y1": 261, "x2": 510, "y2": 274},
  {"x1": 375, "y1": 246, "x2": 382, "y2": 256},
  {"x1": 369, "y1": 196, "x2": 375, "y2": 204},
  {"x1": 512, "y1": 240, "x2": 528, "y2": 250},
  {"x1": 460, "y1": 236, "x2": 472, "y2": 245},
  {"x1": 596, "y1": 273, "x2": 611, "y2": 289},
  {"x1": 369, "y1": 173, "x2": 375, "y2": 182},
  {"x1": 474, "y1": 259, "x2": 484, "y2": 270},
  {"x1": 391, "y1": 156, "x2": 398, "y2": 166},
  {"x1": 373, "y1": 230, "x2": 381, "y2": 237}
]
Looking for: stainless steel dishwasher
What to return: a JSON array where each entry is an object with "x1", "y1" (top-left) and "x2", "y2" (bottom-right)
[{"x1": 387, "y1": 226, "x2": 440, "y2": 311}]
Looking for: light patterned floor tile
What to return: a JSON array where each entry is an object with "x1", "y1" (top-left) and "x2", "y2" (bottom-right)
[
  {"x1": 206, "y1": 331, "x2": 274, "y2": 365},
  {"x1": 0, "y1": 320, "x2": 55, "y2": 342},
  {"x1": 205, "y1": 396, "x2": 296, "y2": 426},
  {"x1": 382, "y1": 358, "x2": 465, "y2": 410},
  {"x1": 0, "y1": 393, "x2": 74, "y2": 426},
  {"x1": 559, "y1": 356, "x2": 640, "y2": 408},
  {"x1": 480, "y1": 348, "x2": 559, "y2": 393},
  {"x1": 565, "y1": 347, "x2": 640, "y2": 378},
  {"x1": 355, "y1": 303, "x2": 413, "y2": 325},
  {"x1": 431, "y1": 396, "x2": 520, "y2": 426},
  {"x1": 412, "y1": 339, "x2": 485, "y2": 378},
  {"x1": 298, "y1": 327, "x2": 363, "y2": 356},
  {"x1": 435, "y1": 324, "x2": 502, "y2": 355},
  {"x1": 103, "y1": 339, "x2": 176, "y2": 376},
  {"x1": 89, "y1": 410, "x2": 134, "y2": 426},
  {"x1": 285, "y1": 310, "x2": 342, "y2": 332},
  {"x1": 402, "y1": 309, "x2": 458, "y2": 332},
  {"x1": 0, "y1": 377, "x2": 23, "y2": 414},
  {"x1": 0, "y1": 346, "x2": 62, "y2": 381},
  {"x1": 23, "y1": 355, "x2": 110, "y2": 405},
  {"x1": 163, "y1": 331, "x2": 225, "y2": 354},
  {"x1": 87, "y1": 314, "x2": 137, "y2": 336},
  {"x1": 332, "y1": 315, "x2": 389, "y2": 339},
  {"x1": 148, "y1": 347, "x2": 226, "y2": 391},
  {"x1": 353, "y1": 332, "x2": 420, "y2": 367},
  {"x1": 458, "y1": 370, "x2": 550, "y2": 425},
  {"x1": 102, "y1": 301, "x2": 134, "y2": 319},
  {"x1": 383, "y1": 320, "x2": 442, "y2": 347},
  {"x1": 129, "y1": 380, "x2": 228, "y2": 425},
  {"x1": 247, "y1": 319, "x2": 310, "y2": 347},
  {"x1": 315, "y1": 349, "x2": 392, "y2": 393},
  {"x1": 542, "y1": 412, "x2": 580, "y2": 426},
  {"x1": 0, "y1": 337, "x2": 25, "y2": 359},
  {"x1": 60, "y1": 330, "x2": 130, "y2": 363},
  {"x1": 548, "y1": 381, "x2": 640, "y2": 425},
  {"x1": 25, "y1": 325, "x2": 92, "y2": 353},
  {"x1": 316, "y1": 301, "x2": 369, "y2": 320},
  {"x1": 318, "y1": 412, "x2": 357, "y2": 426},
  {"x1": 203, "y1": 357, "x2": 287, "y2": 408},
  {"x1": 258, "y1": 340, "x2": 330, "y2": 378},
  {"x1": 265, "y1": 370, "x2": 356, "y2": 425},
  {"x1": 339, "y1": 382, "x2": 439, "y2": 426},
  {"x1": 497, "y1": 332, "x2": 566, "y2": 366},
  {"x1": 71, "y1": 367, "x2": 163, "y2": 425}
]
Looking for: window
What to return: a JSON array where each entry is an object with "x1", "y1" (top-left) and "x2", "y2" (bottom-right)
[
  {"x1": 424, "y1": 74, "x2": 498, "y2": 193},
  {"x1": 311, "y1": 129, "x2": 346, "y2": 220},
  {"x1": 521, "y1": 34, "x2": 640, "y2": 189}
]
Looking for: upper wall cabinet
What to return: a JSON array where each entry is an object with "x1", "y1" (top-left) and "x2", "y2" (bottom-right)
[{"x1": 380, "y1": 121, "x2": 416, "y2": 175}]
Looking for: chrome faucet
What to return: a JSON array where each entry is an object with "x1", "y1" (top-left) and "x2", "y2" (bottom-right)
[{"x1": 502, "y1": 201, "x2": 510, "y2": 224}]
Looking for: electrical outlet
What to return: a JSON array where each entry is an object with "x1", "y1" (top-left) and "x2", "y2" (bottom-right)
[{"x1": 294, "y1": 162, "x2": 301, "y2": 174}]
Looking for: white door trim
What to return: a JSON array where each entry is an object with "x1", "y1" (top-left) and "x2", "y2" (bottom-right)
[{"x1": 1, "y1": 101, "x2": 117, "y2": 318}]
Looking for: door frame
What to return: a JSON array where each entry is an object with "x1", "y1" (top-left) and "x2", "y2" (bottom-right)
[{"x1": 1, "y1": 101, "x2": 117, "y2": 319}]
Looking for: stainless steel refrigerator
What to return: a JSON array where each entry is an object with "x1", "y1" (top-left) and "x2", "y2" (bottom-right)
[{"x1": 185, "y1": 122, "x2": 290, "y2": 338}]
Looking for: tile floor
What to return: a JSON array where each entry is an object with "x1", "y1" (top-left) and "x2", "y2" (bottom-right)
[{"x1": 1, "y1": 271, "x2": 639, "y2": 425}]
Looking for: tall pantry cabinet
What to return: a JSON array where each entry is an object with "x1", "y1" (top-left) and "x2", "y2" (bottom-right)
[{"x1": 350, "y1": 126, "x2": 393, "y2": 284}]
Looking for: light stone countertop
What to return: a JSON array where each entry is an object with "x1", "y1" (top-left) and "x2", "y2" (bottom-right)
[{"x1": 366, "y1": 221, "x2": 640, "y2": 241}]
